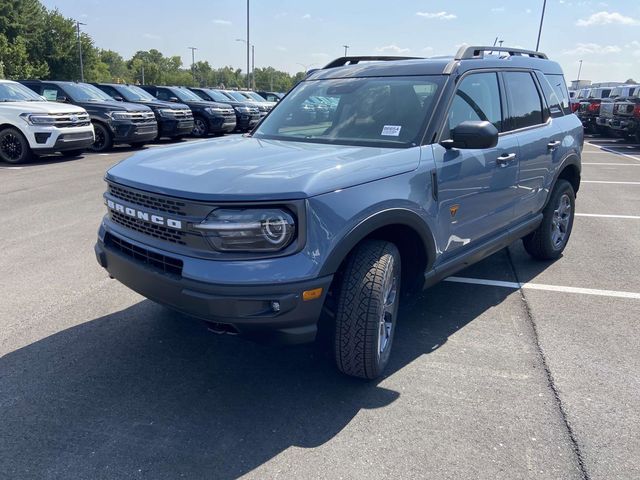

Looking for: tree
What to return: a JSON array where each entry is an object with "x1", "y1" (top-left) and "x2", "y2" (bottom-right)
[{"x1": 624, "y1": 78, "x2": 637, "y2": 84}]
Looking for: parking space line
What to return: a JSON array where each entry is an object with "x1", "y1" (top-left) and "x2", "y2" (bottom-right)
[
  {"x1": 445, "y1": 276, "x2": 640, "y2": 300},
  {"x1": 585, "y1": 142, "x2": 640, "y2": 162},
  {"x1": 576, "y1": 213, "x2": 640, "y2": 219},
  {"x1": 581, "y1": 180, "x2": 640, "y2": 185},
  {"x1": 582, "y1": 163, "x2": 640, "y2": 166},
  {"x1": 0, "y1": 166, "x2": 24, "y2": 170}
]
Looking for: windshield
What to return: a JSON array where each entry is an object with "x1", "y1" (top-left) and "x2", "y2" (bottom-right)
[
  {"x1": 172, "y1": 87, "x2": 204, "y2": 102},
  {"x1": 253, "y1": 76, "x2": 443, "y2": 148},
  {"x1": 205, "y1": 89, "x2": 233, "y2": 102},
  {"x1": 225, "y1": 91, "x2": 250, "y2": 102},
  {"x1": 0, "y1": 82, "x2": 44, "y2": 102},
  {"x1": 117, "y1": 85, "x2": 156, "y2": 102},
  {"x1": 246, "y1": 91, "x2": 267, "y2": 102},
  {"x1": 63, "y1": 83, "x2": 114, "y2": 102}
]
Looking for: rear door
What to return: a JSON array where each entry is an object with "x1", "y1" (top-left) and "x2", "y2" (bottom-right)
[
  {"x1": 432, "y1": 71, "x2": 519, "y2": 258},
  {"x1": 502, "y1": 71, "x2": 560, "y2": 221}
]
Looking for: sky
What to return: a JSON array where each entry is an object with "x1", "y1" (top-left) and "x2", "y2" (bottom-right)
[{"x1": 41, "y1": 0, "x2": 640, "y2": 83}]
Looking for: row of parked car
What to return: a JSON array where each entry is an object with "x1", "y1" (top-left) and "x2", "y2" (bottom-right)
[
  {"x1": 571, "y1": 84, "x2": 640, "y2": 141},
  {"x1": 0, "y1": 78, "x2": 285, "y2": 164}
]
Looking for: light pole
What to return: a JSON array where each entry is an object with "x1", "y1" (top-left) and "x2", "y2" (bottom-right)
[
  {"x1": 236, "y1": 39, "x2": 255, "y2": 89},
  {"x1": 188, "y1": 46, "x2": 197, "y2": 83},
  {"x1": 246, "y1": 0, "x2": 250, "y2": 89},
  {"x1": 577, "y1": 60, "x2": 583, "y2": 83},
  {"x1": 76, "y1": 20, "x2": 86, "y2": 82},
  {"x1": 536, "y1": 0, "x2": 547, "y2": 51},
  {"x1": 343, "y1": 44, "x2": 350, "y2": 57}
]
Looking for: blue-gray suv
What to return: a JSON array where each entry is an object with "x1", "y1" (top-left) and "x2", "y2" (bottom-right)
[{"x1": 95, "y1": 46, "x2": 582, "y2": 379}]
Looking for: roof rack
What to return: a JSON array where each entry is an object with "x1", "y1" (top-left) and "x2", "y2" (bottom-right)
[
  {"x1": 323, "y1": 56, "x2": 422, "y2": 69},
  {"x1": 455, "y1": 45, "x2": 548, "y2": 60}
]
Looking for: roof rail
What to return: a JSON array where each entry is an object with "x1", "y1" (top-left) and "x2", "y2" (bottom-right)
[
  {"x1": 323, "y1": 56, "x2": 422, "y2": 69},
  {"x1": 455, "y1": 45, "x2": 548, "y2": 60}
]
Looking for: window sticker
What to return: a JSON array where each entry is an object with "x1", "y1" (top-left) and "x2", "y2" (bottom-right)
[
  {"x1": 42, "y1": 89, "x2": 58, "y2": 101},
  {"x1": 381, "y1": 125, "x2": 402, "y2": 136}
]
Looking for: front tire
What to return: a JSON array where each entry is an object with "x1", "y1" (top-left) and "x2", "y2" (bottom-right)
[
  {"x1": 523, "y1": 179, "x2": 575, "y2": 260},
  {"x1": 334, "y1": 240, "x2": 401, "y2": 379},
  {"x1": 0, "y1": 128, "x2": 33, "y2": 164},
  {"x1": 90, "y1": 122, "x2": 113, "y2": 152},
  {"x1": 192, "y1": 116, "x2": 209, "y2": 137}
]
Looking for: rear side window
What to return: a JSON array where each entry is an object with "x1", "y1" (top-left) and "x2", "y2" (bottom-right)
[
  {"x1": 544, "y1": 74, "x2": 571, "y2": 114},
  {"x1": 446, "y1": 72, "x2": 503, "y2": 136},
  {"x1": 503, "y1": 72, "x2": 544, "y2": 130}
]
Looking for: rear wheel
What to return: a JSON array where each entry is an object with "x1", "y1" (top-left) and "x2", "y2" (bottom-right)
[
  {"x1": 333, "y1": 240, "x2": 401, "y2": 379},
  {"x1": 192, "y1": 116, "x2": 209, "y2": 137},
  {"x1": 0, "y1": 128, "x2": 33, "y2": 164},
  {"x1": 90, "y1": 122, "x2": 113, "y2": 152},
  {"x1": 523, "y1": 179, "x2": 575, "y2": 260}
]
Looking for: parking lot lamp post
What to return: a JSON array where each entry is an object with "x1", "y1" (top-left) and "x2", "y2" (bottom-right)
[
  {"x1": 343, "y1": 45, "x2": 349, "y2": 57},
  {"x1": 76, "y1": 21, "x2": 86, "y2": 82},
  {"x1": 252, "y1": 44, "x2": 255, "y2": 90},
  {"x1": 188, "y1": 47, "x2": 197, "y2": 84},
  {"x1": 577, "y1": 60, "x2": 583, "y2": 82},
  {"x1": 536, "y1": 0, "x2": 547, "y2": 51},
  {"x1": 246, "y1": 0, "x2": 250, "y2": 89}
]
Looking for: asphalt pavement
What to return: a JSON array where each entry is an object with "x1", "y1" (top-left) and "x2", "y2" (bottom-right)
[{"x1": 1, "y1": 136, "x2": 638, "y2": 479}]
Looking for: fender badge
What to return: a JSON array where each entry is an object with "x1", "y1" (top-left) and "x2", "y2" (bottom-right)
[{"x1": 450, "y1": 204, "x2": 460, "y2": 218}]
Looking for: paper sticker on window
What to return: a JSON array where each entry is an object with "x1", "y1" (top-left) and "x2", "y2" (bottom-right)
[
  {"x1": 42, "y1": 89, "x2": 58, "y2": 101},
  {"x1": 381, "y1": 125, "x2": 401, "y2": 136}
]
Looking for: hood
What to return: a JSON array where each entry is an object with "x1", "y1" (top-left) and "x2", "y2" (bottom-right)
[
  {"x1": 182, "y1": 100, "x2": 230, "y2": 109},
  {"x1": 131, "y1": 99, "x2": 190, "y2": 110},
  {"x1": 77, "y1": 100, "x2": 151, "y2": 112},
  {"x1": 106, "y1": 135, "x2": 420, "y2": 201},
  {"x1": 0, "y1": 101, "x2": 87, "y2": 114}
]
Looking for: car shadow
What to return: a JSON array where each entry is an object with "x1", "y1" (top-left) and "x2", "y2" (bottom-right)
[{"x1": 1, "y1": 254, "x2": 517, "y2": 479}]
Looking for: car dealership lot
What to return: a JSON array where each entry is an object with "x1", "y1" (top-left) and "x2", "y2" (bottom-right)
[{"x1": 1, "y1": 138, "x2": 639, "y2": 479}]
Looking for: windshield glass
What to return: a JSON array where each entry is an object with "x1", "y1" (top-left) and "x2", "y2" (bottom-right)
[
  {"x1": 205, "y1": 89, "x2": 233, "y2": 102},
  {"x1": 225, "y1": 91, "x2": 250, "y2": 102},
  {"x1": 172, "y1": 87, "x2": 204, "y2": 102},
  {"x1": 253, "y1": 76, "x2": 443, "y2": 147},
  {"x1": 246, "y1": 91, "x2": 267, "y2": 102},
  {"x1": 117, "y1": 85, "x2": 156, "y2": 102},
  {"x1": 0, "y1": 82, "x2": 44, "y2": 102},
  {"x1": 63, "y1": 83, "x2": 113, "y2": 102}
]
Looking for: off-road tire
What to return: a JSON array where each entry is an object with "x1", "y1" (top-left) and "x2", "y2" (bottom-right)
[
  {"x1": 523, "y1": 179, "x2": 575, "y2": 260},
  {"x1": 334, "y1": 240, "x2": 401, "y2": 379}
]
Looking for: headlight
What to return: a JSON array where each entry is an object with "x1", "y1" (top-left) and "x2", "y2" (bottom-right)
[
  {"x1": 109, "y1": 111, "x2": 132, "y2": 121},
  {"x1": 20, "y1": 113, "x2": 56, "y2": 126},
  {"x1": 157, "y1": 108, "x2": 176, "y2": 118},
  {"x1": 193, "y1": 208, "x2": 296, "y2": 252},
  {"x1": 205, "y1": 107, "x2": 227, "y2": 115},
  {"x1": 234, "y1": 106, "x2": 251, "y2": 113}
]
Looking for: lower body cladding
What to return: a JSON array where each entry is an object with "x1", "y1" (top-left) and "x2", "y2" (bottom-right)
[
  {"x1": 158, "y1": 118, "x2": 194, "y2": 139},
  {"x1": 112, "y1": 122, "x2": 158, "y2": 144},
  {"x1": 94, "y1": 227, "x2": 333, "y2": 345}
]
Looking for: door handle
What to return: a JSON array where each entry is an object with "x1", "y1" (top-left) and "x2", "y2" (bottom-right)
[
  {"x1": 547, "y1": 140, "x2": 561, "y2": 150},
  {"x1": 496, "y1": 153, "x2": 517, "y2": 166}
]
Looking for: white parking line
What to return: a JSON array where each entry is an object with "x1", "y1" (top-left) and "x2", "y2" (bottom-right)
[
  {"x1": 0, "y1": 166, "x2": 24, "y2": 170},
  {"x1": 576, "y1": 213, "x2": 640, "y2": 219},
  {"x1": 585, "y1": 142, "x2": 640, "y2": 162},
  {"x1": 582, "y1": 180, "x2": 640, "y2": 185},
  {"x1": 445, "y1": 276, "x2": 640, "y2": 300},
  {"x1": 582, "y1": 163, "x2": 640, "y2": 166}
]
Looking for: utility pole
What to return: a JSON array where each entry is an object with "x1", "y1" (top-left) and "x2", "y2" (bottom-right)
[
  {"x1": 577, "y1": 59, "x2": 583, "y2": 82},
  {"x1": 141, "y1": 64, "x2": 145, "y2": 84},
  {"x1": 246, "y1": 0, "x2": 250, "y2": 89},
  {"x1": 251, "y1": 44, "x2": 255, "y2": 90},
  {"x1": 536, "y1": 0, "x2": 547, "y2": 51},
  {"x1": 343, "y1": 45, "x2": 350, "y2": 57},
  {"x1": 188, "y1": 46, "x2": 197, "y2": 84},
  {"x1": 76, "y1": 21, "x2": 86, "y2": 82}
]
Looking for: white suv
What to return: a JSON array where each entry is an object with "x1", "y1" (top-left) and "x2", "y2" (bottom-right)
[{"x1": 0, "y1": 79, "x2": 94, "y2": 164}]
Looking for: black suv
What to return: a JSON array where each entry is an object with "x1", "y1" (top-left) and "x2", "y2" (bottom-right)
[
  {"x1": 140, "y1": 86, "x2": 236, "y2": 137},
  {"x1": 190, "y1": 87, "x2": 261, "y2": 132},
  {"x1": 92, "y1": 83, "x2": 194, "y2": 140},
  {"x1": 20, "y1": 80, "x2": 157, "y2": 152}
]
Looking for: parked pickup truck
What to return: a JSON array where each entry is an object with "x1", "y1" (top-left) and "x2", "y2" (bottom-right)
[
  {"x1": 576, "y1": 87, "x2": 612, "y2": 133},
  {"x1": 596, "y1": 85, "x2": 640, "y2": 136},
  {"x1": 609, "y1": 89, "x2": 640, "y2": 141}
]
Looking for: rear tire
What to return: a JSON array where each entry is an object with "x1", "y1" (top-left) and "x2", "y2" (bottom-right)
[
  {"x1": 90, "y1": 122, "x2": 113, "y2": 152},
  {"x1": 523, "y1": 179, "x2": 575, "y2": 260},
  {"x1": 334, "y1": 240, "x2": 401, "y2": 379},
  {"x1": 0, "y1": 127, "x2": 33, "y2": 164}
]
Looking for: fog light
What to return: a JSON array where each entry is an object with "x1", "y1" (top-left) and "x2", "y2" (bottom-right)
[
  {"x1": 271, "y1": 301, "x2": 281, "y2": 312},
  {"x1": 303, "y1": 288, "x2": 323, "y2": 301}
]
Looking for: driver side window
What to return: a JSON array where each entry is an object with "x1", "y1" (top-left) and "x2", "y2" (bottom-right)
[{"x1": 446, "y1": 72, "x2": 502, "y2": 138}]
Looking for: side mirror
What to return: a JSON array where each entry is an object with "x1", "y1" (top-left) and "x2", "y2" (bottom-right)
[
  {"x1": 113, "y1": 95, "x2": 124, "y2": 102},
  {"x1": 169, "y1": 96, "x2": 179, "y2": 103},
  {"x1": 58, "y1": 96, "x2": 69, "y2": 103},
  {"x1": 440, "y1": 121, "x2": 499, "y2": 150}
]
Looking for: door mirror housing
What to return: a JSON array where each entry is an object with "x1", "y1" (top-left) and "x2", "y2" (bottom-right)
[
  {"x1": 113, "y1": 95, "x2": 124, "y2": 102},
  {"x1": 57, "y1": 96, "x2": 69, "y2": 103},
  {"x1": 440, "y1": 121, "x2": 499, "y2": 150},
  {"x1": 169, "y1": 96, "x2": 179, "y2": 103}
]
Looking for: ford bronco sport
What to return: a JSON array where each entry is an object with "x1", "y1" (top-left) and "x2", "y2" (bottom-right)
[{"x1": 95, "y1": 46, "x2": 582, "y2": 379}]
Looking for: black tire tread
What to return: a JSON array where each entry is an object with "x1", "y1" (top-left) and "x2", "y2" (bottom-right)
[{"x1": 0, "y1": 127, "x2": 33, "y2": 164}]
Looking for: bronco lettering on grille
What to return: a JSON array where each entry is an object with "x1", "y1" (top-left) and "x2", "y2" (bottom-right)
[{"x1": 106, "y1": 199, "x2": 183, "y2": 230}]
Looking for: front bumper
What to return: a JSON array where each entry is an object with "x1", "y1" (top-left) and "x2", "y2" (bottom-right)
[
  {"x1": 158, "y1": 118, "x2": 194, "y2": 138},
  {"x1": 235, "y1": 113, "x2": 261, "y2": 131},
  {"x1": 206, "y1": 114, "x2": 237, "y2": 134},
  {"x1": 95, "y1": 229, "x2": 332, "y2": 344},
  {"x1": 27, "y1": 125, "x2": 95, "y2": 153},
  {"x1": 110, "y1": 121, "x2": 158, "y2": 144},
  {"x1": 609, "y1": 117, "x2": 637, "y2": 133}
]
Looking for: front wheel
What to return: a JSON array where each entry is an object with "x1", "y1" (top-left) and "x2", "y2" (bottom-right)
[
  {"x1": 89, "y1": 122, "x2": 113, "y2": 152},
  {"x1": 191, "y1": 116, "x2": 209, "y2": 137},
  {"x1": 0, "y1": 127, "x2": 33, "y2": 164},
  {"x1": 334, "y1": 240, "x2": 401, "y2": 379},
  {"x1": 523, "y1": 179, "x2": 575, "y2": 260}
]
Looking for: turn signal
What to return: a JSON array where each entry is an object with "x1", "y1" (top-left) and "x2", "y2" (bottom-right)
[{"x1": 303, "y1": 288, "x2": 323, "y2": 301}]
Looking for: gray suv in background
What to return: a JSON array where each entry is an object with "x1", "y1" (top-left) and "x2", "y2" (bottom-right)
[{"x1": 95, "y1": 46, "x2": 582, "y2": 379}]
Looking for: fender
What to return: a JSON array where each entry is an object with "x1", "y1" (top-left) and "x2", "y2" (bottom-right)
[
  {"x1": 544, "y1": 151, "x2": 581, "y2": 209},
  {"x1": 318, "y1": 208, "x2": 437, "y2": 276}
]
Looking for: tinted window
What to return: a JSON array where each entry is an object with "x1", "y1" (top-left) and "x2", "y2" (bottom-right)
[
  {"x1": 545, "y1": 73, "x2": 570, "y2": 114},
  {"x1": 503, "y1": 72, "x2": 544, "y2": 130},
  {"x1": 446, "y1": 72, "x2": 502, "y2": 136},
  {"x1": 41, "y1": 84, "x2": 65, "y2": 102},
  {"x1": 155, "y1": 88, "x2": 173, "y2": 101},
  {"x1": 97, "y1": 85, "x2": 119, "y2": 98}
]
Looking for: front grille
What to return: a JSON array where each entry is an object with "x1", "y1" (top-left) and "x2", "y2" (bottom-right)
[
  {"x1": 108, "y1": 184, "x2": 187, "y2": 216},
  {"x1": 130, "y1": 111, "x2": 157, "y2": 123},
  {"x1": 105, "y1": 233, "x2": 183, "y2": 276},
  {"x1": 615, "y1": 104, "x2": 634, "y2": 115},
  {"x1": 111, "y1": 211, "x2": 187, "y2": 245},
  {"x1": 52, "y1": 112, "x2": 91, "y2": 128},
  {"x1": 171, "y1": 109, "x2": 193, "y2": 119}
]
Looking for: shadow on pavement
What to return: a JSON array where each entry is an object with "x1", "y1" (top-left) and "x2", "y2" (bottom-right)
[{"x1": 0, "y1": 262, "x2": 515, "y2": 479}]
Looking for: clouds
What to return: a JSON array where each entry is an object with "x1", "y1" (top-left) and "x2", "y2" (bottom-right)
[
  {"x1": 212, "y1": 19, "x2": 231, "y2": 25},
  {"x1": 576, "y1": 11, "x2": 640, "y2": 27},
  {"x1": 562, "y1": 43, "x2": 621, "y2": 55},
  {"x1": 416, "y1": 11, "x2": 456, "y2": 21},
  {"x1": 376, "y1": 44, "x2": 410, "y2": 54}
]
